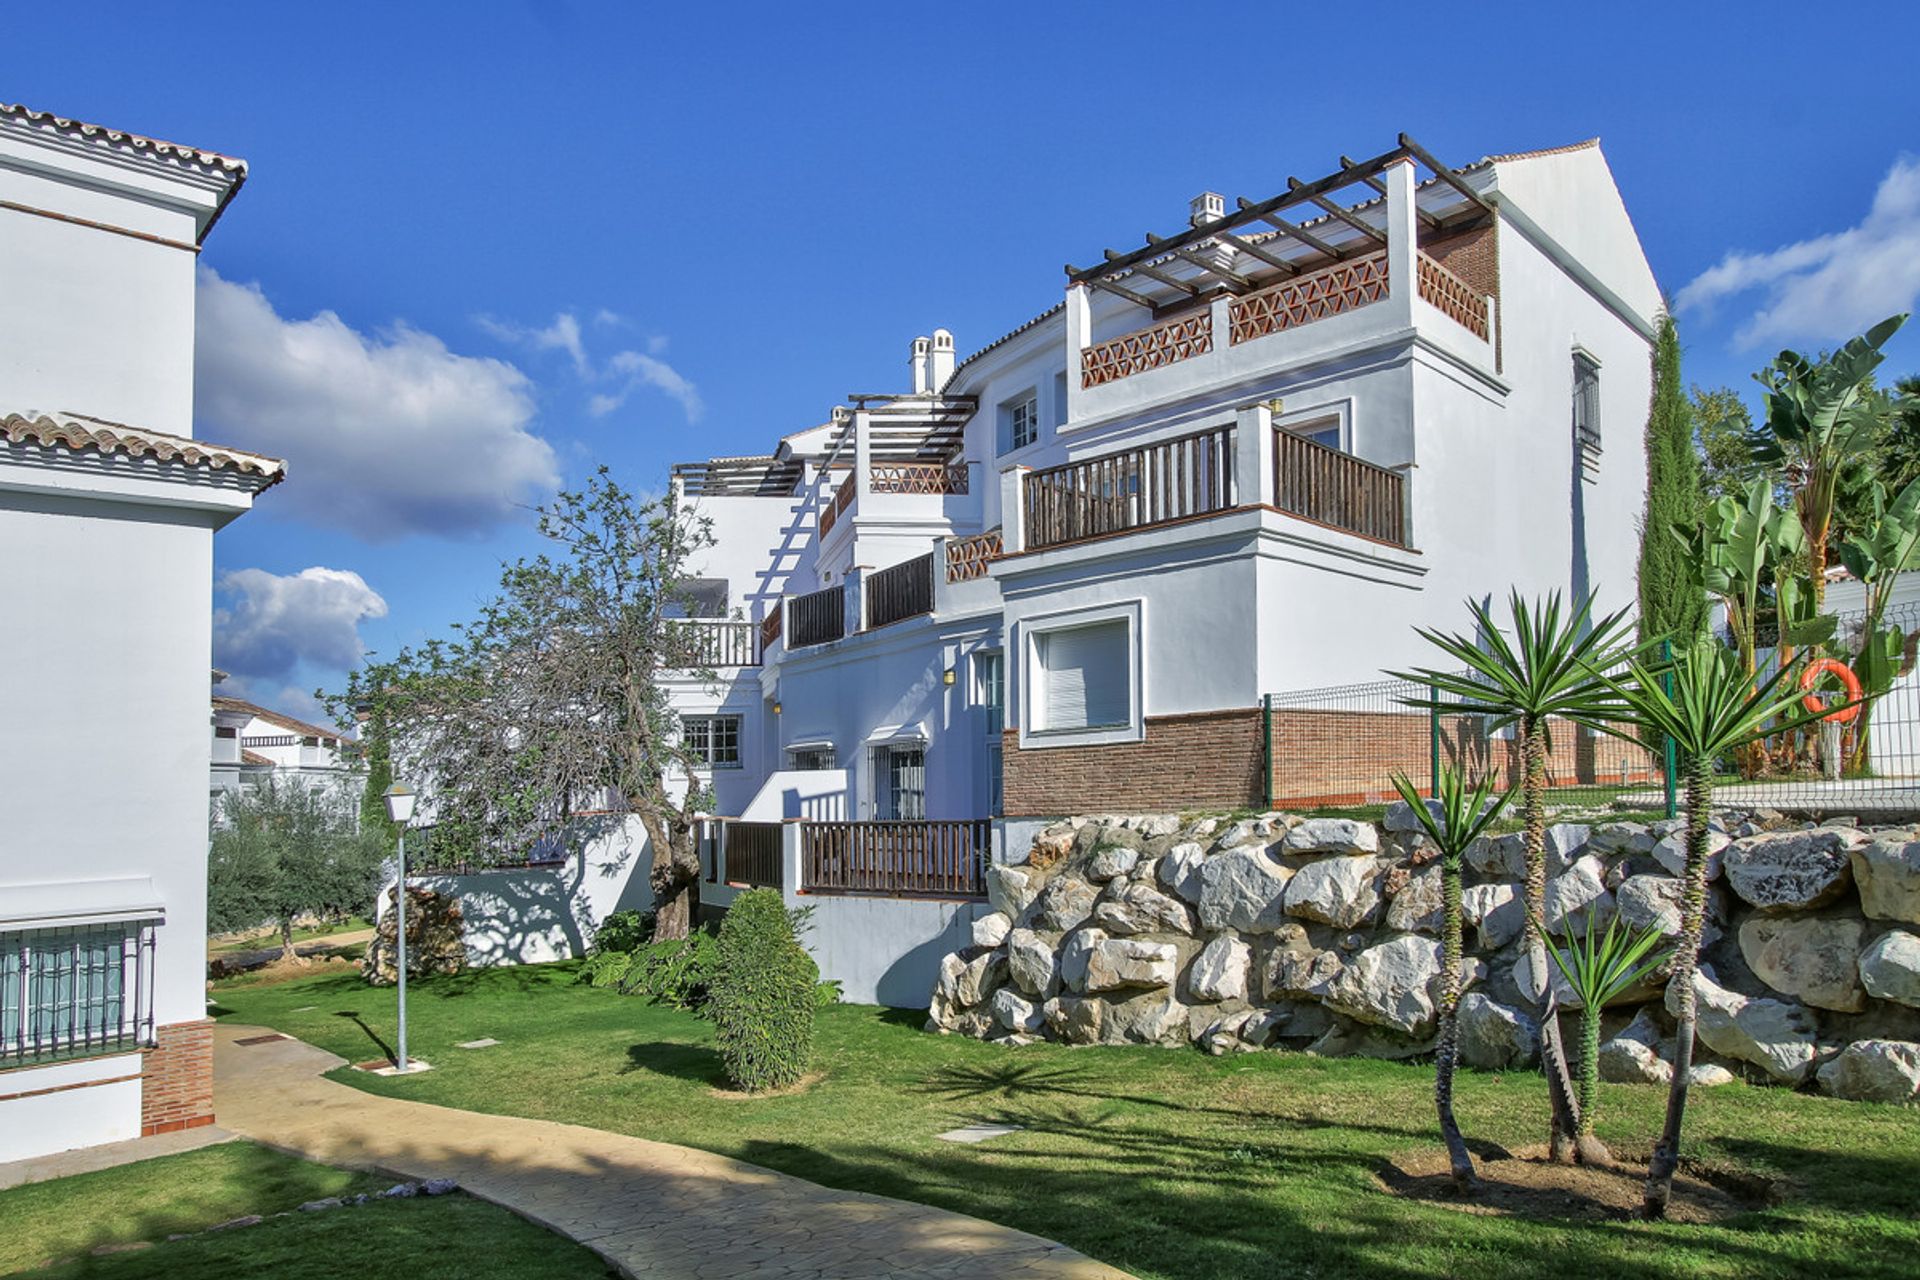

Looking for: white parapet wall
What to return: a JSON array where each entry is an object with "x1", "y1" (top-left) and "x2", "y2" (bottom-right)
[{"x1": 0, "y1": 1052, "x2": 146, "y2": 1164}]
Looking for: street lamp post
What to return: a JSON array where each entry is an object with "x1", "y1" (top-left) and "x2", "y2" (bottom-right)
[{"x1": 383, "y1": 782, "x2": 418, "y2": 1073}]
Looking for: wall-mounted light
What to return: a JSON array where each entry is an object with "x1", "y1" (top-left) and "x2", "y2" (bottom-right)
[
  {"x1": 773, "y1": 701, "x2": 783, "y2": 715},
  {"x1": 942, "y1": 668, "x2": 956, "y2": 687}
]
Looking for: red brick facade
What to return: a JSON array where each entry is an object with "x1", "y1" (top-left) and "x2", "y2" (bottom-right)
[
  {"x1": 141, "y1": 1019, "x2": 215, "y2": 1136},
  {"x1": 1423, "y1": 221, "x2": 1501, "y2": 369},
  {"x1": 1002, "y1": 709, "x2": 1265, "y2": 817}
]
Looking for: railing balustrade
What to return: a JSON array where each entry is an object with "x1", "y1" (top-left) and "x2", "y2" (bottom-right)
[
  {"x1": 1229, "y1": 251, "x2": 1389, "y2": 344},
  {"x1": 759, "y1": 607, "x2": 782, "y2": 649},
  {"x1": 720, "y1": 820, "x2": 784, "y2": 889},
  {"x1": 1080, "y1": 309, "x2": 1213, "y2": 388},
  {"x1": 1022, "y1": 425, "x2": 1236, "y2": 551},
  {"x1": 1271, "y1": 429, "x2": 1408, "y2": 546},
  {"x1": 945, "y1": 528, "x2": 1003, "y2": 583},
  {"x1": 1415, "y1": 252, "x2": 1489, "y2": 339},
  {"x1": 866, "y1": 553, "x2": 934, "y2": 629},
  {"x1": 870, "y1": 462, "x2": 968, "y2": 495},
  {"x1": 788, "y1": 584, "x2": 845, "y2": 648},
  {"x1": 664, "y1": 619, "x2": 759, "y2": 667},
  {"x1": 801, "y1": 820, "x2": 991, "y2": 898}
]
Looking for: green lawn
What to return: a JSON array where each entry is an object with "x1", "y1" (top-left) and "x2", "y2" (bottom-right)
[
  {"x1": 0, "y1": 1141, "x2": 612, "y2": 1279},
  {"x1": 208, "y1": 916, "x2": 372, "y2": 955},
  {"x1": 212, "y1": 963, "x2": 1920, "y2": 1280}
]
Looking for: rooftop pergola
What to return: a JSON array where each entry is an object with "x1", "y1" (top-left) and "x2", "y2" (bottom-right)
[
  {"x1": 1064, "y1": 134, "x2": 1494, "y2": 310},
  {"x1": 673, "y1": 394, "x2": 978, "y2": 495}
]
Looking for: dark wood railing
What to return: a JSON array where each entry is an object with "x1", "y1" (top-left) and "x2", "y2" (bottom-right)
[
  {"x1": 760, "y1": 607, "x2": 782, "y2": 649},
  {"x1": 1272, "y1": 429, "x2": 1408, "y2": 546},
  {"x1": 801, "y1": 820, "x2": 991, "y2": 898},
  {"x1": 1022, "y1": 425, "x2": 1236, "y2": 551},
  {"x1": 819, "y1": 471, "x2": 856, "y2": 537},
  {"x1": 664, "y1": 619, "x2": 758, "y2": 667},
  {"x1": 788, "y1": 584, "x2": 845, "y2": 648},
  {"x1": 721, "y1": 820, "x2": 784, "y2": 889},
  {"x1": 866, "y1": 553, "x2": 934, "y2": 629}
]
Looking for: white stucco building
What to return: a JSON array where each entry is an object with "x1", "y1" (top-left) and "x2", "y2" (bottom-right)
[
  {"x1": 209, "y1": 684, "x2": 354, "y2": 808},
  {"x1": 0, "y1": 103, "x2": 280, "y2": 1161}
]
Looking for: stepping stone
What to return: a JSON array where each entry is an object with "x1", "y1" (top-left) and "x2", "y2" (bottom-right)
[
  {"x1": 234, "y1": 1033, "x2": 292, "y2": 1046},
  {"x1": 935, "y1": 1123, "x2": 1023, "y2": 1144},
  {"x1": 290, "y1": 1006, "x2": 317, "y2": 1013},
  {"x1": 456, "y1": 1038, "x2": 501, "y2": 1050},
  {"x1": 353, "y1": 1058, "x2": 434, "y2": 1076}
]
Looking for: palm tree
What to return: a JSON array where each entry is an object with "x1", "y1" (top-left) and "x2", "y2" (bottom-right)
[
  {"x1": 1588, "y1": 639, "x2": 1826, "y2": 1218},
  {"x1": 1542, "y1": 915, "x2": 1670, "y2": 1164},
  {"x1": 1393, "y1": 590, "x2": 1637, "y2": 1164},
  {"x1": 1391, "y1": 767, "x2": 1512, "y2": 1192}
]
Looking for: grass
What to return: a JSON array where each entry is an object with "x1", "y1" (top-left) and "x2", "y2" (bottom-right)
[
  {"x1": 0, "y1": 1141, "x2": 611, "y2": 1279},
  {"x1": 213, "y1": 962, "x2": 1920, "y2": 1280},
  {"x1": 208, "y1": 916, "x2": 372, "y2": 956}
]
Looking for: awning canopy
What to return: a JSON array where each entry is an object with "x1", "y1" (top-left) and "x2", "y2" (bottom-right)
[
  {"x1": 0, "y1": 877, "x2": 166, "y2": 930},
  {"x1": 863, "y1": 722, "x2": 929, "y2": 746}
]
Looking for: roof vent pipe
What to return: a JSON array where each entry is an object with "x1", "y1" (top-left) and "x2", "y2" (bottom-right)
[
  {"x1": 910, "y1": 336, "x2": 931, "y2": 394},
  {"x1": 929, "y1": 329, "x2": 955, "y2": 392}
]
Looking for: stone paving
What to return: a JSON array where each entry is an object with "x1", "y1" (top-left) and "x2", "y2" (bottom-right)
[
  {"x1": 0, "y1": 1123, "x2": 236, "y2": 1191},
  {"x1": 213, "y1": 1023, "x2": 1131, "y2": 1279}
]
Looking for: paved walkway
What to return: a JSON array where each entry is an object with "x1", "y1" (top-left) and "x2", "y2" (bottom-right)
[
  {"x1": 214, "y1": 1024, "x2": 1130, "y2": 1280},
  {"x1": 0, "y1": 1124, "x2": 236, "y2": 1191}
]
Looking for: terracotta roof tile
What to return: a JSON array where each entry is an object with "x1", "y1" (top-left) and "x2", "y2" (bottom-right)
[
  {"x1": 240, "y1": 749, "x2": 275, "y2": 767},
  {"x1": 0, "y1": 102, "x2": 246, "y2": 176},
  {"x1": 3, "y1": 411, "x2": 285, "y2": 486},
  {"x1": 212, "y1": 695, "x2": 346, "y2": 743}
]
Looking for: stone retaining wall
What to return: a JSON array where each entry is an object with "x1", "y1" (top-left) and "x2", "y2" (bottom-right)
[{"x1": 926, "y1": 809, "x2": 1920, "y2": 1104}]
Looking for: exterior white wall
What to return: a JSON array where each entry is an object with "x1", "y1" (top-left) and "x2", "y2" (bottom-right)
[
  {"x1": 792, "y1": 892, "x2": 991, "y2": 1008},
  {"x1": 0, "y1": 1054, "x2": 146, "y2": 1163}
]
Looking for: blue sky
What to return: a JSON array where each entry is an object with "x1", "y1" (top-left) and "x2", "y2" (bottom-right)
[{"x1": 8, "y1": 2, "x2": 1920, "y2": 718}]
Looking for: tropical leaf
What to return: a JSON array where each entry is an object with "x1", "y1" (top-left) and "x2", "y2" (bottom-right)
[
  {"x1": 1544, "y1": 913, "x2": 1672, "y2": 1012},
  {"x1": 1388, "y1": 768, "x2": 1513, "y2": 862}
]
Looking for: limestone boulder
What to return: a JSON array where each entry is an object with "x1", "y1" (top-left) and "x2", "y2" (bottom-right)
[
  {"x1": 1187, "y1": 935, "x2": 1251, "y2": 1003},
  {"x1": 1462, "y1": 883, "x2": 1523, "y2": 950},
  {"x1": 1817, "y1": 1039, "x2": 1920, "y2": 1103},
  {"x1": 1005, "y1": 928, "x2": 1058, "y2": 999},
  {"x1": 1542, "y1": 855, "x2": 1615, "y2": 937},
  {"x1": 1284, "y1": 854, "x2": 1383, "y2": 929},
  {"x1": 1859, "y1": 929, "x2": 1920, "y2": 1007},
  {"x1": 1690, "y1": 1063, "x2": 1737, "y2": 1088},
  {"x1": 1466, "y1": 832, "x2": 1527, "y2": 879},
  {"x1": 1853, "y1": 839, "x2": 1920, "y2": 925},
  {"x1": 1136, "y1": 814, "x2": 1183, "y2": 839},
  {"x1": 1093, "y1": 881, "x2": 1196, "y2": 936},
  {"x1": 1615, "y1": 874, "x2": 1686, "y2": 937},
  {"x1": 1029, "y1": 825, "x2": 1077, "y2": 869},
  {"x1": 1306, "y1": 1018, "x2": 1437, "y2": 1060},
  {"x1": 987, "y1": 863, "x2": 1043, "y2": 918},
  {"x1": 1263, "y1": 924, "x2": 1342, "y2": 1001},
  {"x1": 1384, "y1": 864, "x2": 1444, "y2": 935},
  {"x1": 990, "y1": 987, "x2": 1044, "y2": 1034},
  {"x1": 1158, "y1": 842, "x2": 1208, "y2": 904},
  {"x1": 1081, "y1": 938, "x2": 1178, "y2": 994},
  {"x1": 1100, "y1": 992, "x2": 1189, "y2": 1046},
  {"x1": 1737, "y1": 915, "x2": 1866, "y2": 1012},
  {"x1": 1652, "y1": 829, "x2": 1731, "y2": 881},
  {"x1": 1589, "y1": 822, "x2": 1656, "y2": 856},
  {"x1": 935, "y1": 948, "x2": 1006, "y2": 1009},
  {"x1": 1197, "y1": 846, "x2": 1294, "y2": 933},
  {"x1": 1598, "y1": 1007, "x2": 1673, "y2": 1085},
  {"x1": 971, "y1": 912, "x2": 1012, "y2": 950},
  {"x1": 1282, "y1": 817, "x2": 1380, "y2": 856},
  {"x1": 1455, "y1": 992, "x2": 1539, "y2": 1070},
  {"x1": 1670, "y1": 968, "x2": 1819, "y2": 1084},
  {"x1": 1723, "y1": 830, "x2": 1855, "y2": 911},
  {"x1": 1545, "y1": 823, "x2": 1592, "y2": 874},
  {"x1": 1383, "y1": 798, "x2": 1444, "y2": 835},
  {"x1": 1042, "y1": 995, "x2": 1102, "y2": 1045},
  {"x1": 1035, "y1": 876, "x2": 1099, "y2": 932},
  {"x1": 1086, "y1": 843, "x2": 1141, "y2": 883},
  {"x1": 1321, "y1": 933, "x2": 1443, "y2": 1036}
]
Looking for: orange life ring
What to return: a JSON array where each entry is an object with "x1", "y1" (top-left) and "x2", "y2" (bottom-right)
[{"x1": 1799, "y1": 658, "x2": 1863, "y2": 724}]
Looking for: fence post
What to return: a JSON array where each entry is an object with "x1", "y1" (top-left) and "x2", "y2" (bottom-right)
[
  {"x1": 1262, "y1": 693, "x2": 1273, "y2": 810},
  {"x1": 1428, "y1": 678, "x2": 1441, "y2": 798},
  {"x1": 1661, "y1": 639, "x2": 1678, "y2": 820},
  {"x1": 782, "y1": 820, "x2": 804, "y2": 900}
]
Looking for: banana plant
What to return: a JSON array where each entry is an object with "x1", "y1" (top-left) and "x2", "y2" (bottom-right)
[
  {"x1": 1391, "y1": 766, "x2": 1513, "y2": 1193},
  {"x1": 1837, "y1": 473, "x2": 1920, "y2": 770},
  {"x1": 1543, "y1": 916, "x2": 1672, "y2": 1159}
]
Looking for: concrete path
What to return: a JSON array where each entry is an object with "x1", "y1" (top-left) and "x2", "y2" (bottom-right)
[
  {"x1": 0, "y1": 1124, "x2": 236, "y2": 1191},
  {"x1": 213, "y1": 1023, "x2": 1131, "y2": 1280}
]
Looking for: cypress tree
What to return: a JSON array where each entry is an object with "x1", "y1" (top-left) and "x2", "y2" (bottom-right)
[{"x1": 1636, "y1": 312, "x2": 1708, "y2": 644}]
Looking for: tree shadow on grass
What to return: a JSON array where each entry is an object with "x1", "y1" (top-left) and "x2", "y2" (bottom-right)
[{"x1": 622, "y1": 1040, "x2": 727, "y2": 1088}]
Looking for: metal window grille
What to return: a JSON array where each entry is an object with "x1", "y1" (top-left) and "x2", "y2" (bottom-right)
[
  {"x1": 683, "y1": 715, "x2": 741, "y2": 768},
  {"x1": 1573, "y1": 353, "x2": 1602, "y2": 450},
  {"x1": 1, "y1": 922, "x2": 156, "y2": 1067}
]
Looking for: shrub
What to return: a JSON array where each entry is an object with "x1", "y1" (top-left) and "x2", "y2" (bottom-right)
[
  {"x1": 579, "y1": 949, "x2": 634, "y2": 989},
  {"x1": 707, "y1": 888, "x2": 816, "y2": 1091},
  {"x1": 618, "y1": 933, "x2": 717, "y2": 1010},
  {"x1": 591, "y1": 909, "x2": 654, "y2": 955}
]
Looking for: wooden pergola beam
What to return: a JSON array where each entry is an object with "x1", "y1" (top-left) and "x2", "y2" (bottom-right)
[
  {"x1": 1084, "y1": 274, "x2": 1160, "y2": 309},
  {"x1": 1237, "y1": 199, "x2": 1347, "y2": 262},
  {"x1": 1341, "y1": 154, "x2": 1439, "y2": 227},
  {"x1": 1290, "y1": 179, "x2": 1387, "y2": 244},
  {"x1": 1146, "y1": 232, "x2": 1253, "y2": 290},
  {"x1": 1397, "y1": 133, "x2": 1495, "y2": 217},
  {"x1": 1214, "y1": 228, "x2": 1298, "y2": 277},
  {"x1": 1106, "y1": 249, "x2": 1201, "y2": 297}
]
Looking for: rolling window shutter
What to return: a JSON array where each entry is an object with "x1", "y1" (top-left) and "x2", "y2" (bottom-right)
[{"x1": 1040, "y1": 623, "x2": 1129, "y2": 730}]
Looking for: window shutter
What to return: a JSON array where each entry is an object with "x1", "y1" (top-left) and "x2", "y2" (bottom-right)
[{"x1": 1039, "y1": 623, "x2": 1130, "y2": 730}]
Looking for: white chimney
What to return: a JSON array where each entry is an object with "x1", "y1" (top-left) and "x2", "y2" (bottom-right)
[
  {"x1": 929, "y1": 329, "x2": 955, "y2": 392},
  {"x1": 909, "y1": 336, "x2": 931, "y2": 394},
  {"x1": 1189, "y1": 191, "x2": 1226, "y2": 227}
]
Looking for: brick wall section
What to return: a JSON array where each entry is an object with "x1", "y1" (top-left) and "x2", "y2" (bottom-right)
[
  {"x1": 1422, "y1": 221, "x2": 1501, "y2": 370},
  {"x1": 141, "y1": 1019, "x2": 214, "y2": 1136},
  {"x1": 1003, "y1": 709, "x2": 1264, "y2": 817}
]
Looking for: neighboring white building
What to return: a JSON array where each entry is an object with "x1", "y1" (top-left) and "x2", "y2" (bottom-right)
[
  {"x1": 209, "y1": 684, "x2": 354, "y2": 809},
  {"x1": 0, "y1": 103, "x2": 280, "y2": 1161}
]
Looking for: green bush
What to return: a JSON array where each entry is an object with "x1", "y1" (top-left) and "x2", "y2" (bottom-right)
[
  {"x1": 590, "y1": 909, "x2": 653, "y2": 955},
  {"x1": 619, "y1": 934, "x2": 717, "y2": 1010},
  {"x1": 707, "y1": 888, "x2": 816, "y2": 1091},
  {"x1": 579, "y1": 949, "x2": 634, "y2": 989}
]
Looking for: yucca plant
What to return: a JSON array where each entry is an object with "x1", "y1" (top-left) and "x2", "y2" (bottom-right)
[
  {"x1": 1587, "y1": 638, "x2": 1833, "y2": 1218},
  {"x1": 1391, "y1": 767, "x2": 1513, "y2": 1193},
  {"x1": 1542, "y1": 915, "x2": 1672, "y2": 1161},
  {"x1": 1393, "y1": 590, "x2": 1638, "y2": 1163}
]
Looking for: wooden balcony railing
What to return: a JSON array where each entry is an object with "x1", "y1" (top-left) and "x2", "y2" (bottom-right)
[
  {"x1": 1229, "y1": 251, "x2": 1390, "y2": 344},
  {"x1": 866, "y1": 552, "x2": 934, "y2": 629},
  {"x1": 1416, "y1": 252, "x2": 1489, "y2": 340},
  {"x1": 870, "y1": 462, "x2": 968, "y2": 495},
  {"x1": 788, "y1": 584, "x2": 845, "y2": 648},
  {"x1": 945, "y1": 528, "x2": 1003, "y2": 583},
  {"x1": 818, "y1": 471, "x2": 856, "y2": 537},
  {"x1": 801, "y1": 819, "x2": 991, "y2": 898},
  {"x1": 760, "y1": 607, "x2": 782, "y2": 649},
  {"x1": 664, "y1": 619, "x2": 758, "y2": 668},
  {"x1": 1023, "y1": 425, "x2": 1236, "y2": 551},
  {"x1": 1080, "y1": 310, "x2": 1213, "y2": 389},
  {"x1": 721, "y1": 820, "x2": 783, "y2": 889},
  {"x1": 1272, "y1": 429, "x2": 1408, "y2": 546}
]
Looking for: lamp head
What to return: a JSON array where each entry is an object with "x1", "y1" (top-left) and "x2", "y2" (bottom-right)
[{"x1": 383, "y1": 782, "x2": 418, "y2": 826}]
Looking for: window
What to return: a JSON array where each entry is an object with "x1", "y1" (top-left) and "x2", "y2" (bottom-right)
[
  {"x1": 973, "y1": 650, "x2": 1005, "y2": 735},
  {"x1": 788, "y1": 745, "x2": 836, "y2": 770},
  {"x1": 1002, "y1": 392, "x2": 1039, "y2": 453},
  {"x1": 1572, "y1": 353, "x2": 1601, "y2": 451},
  {"x1": 1, "y1": 924, "x2": 154, "y2": 1066},
  {"x1": 1053, "y1": 371, "x2": 1069, "y2": 427},
  {"x1": 987, "y1": 743, "x2": 1004, "y2": 817},
  {"x1": 1289, "y1": 417, "x2": 1343, "y2": 451},
  {"x1": 1034, "y1": 621, "x2": 1131, "y2": 732},
  {"x1": 682, "y1": 715, "x2": 741, "y2": 768},
  {"x1": 873, "y1": 745, "x2": 926, "y2": 820}
]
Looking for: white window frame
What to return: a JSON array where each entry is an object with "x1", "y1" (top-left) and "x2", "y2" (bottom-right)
[
  {"x1": 1274, "y1": 399, "x2": 1352, "y2": 453},
  {"x1": 682, "y1": 714, "x2": 742, "y2": 769},
  {"x1": 1017, "y1": 600, "x2": 1145, "y2": 749},
  {"x1": 1001, "y1": 390, "x2": 1040, "y2": 454}
]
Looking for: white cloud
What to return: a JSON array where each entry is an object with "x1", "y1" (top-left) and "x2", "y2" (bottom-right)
[
  {"x1": 195, "y1": 268, "x2": 560, "y2": 540},
  {"x1": 1676, "y1": 157, "x2": 1920, "y2": 348},
  {"x1": 481, "y1": 308, "x2": 702, "y2": 422},
  {"x1": 214, "y1": 566, "x2": 388, "y2": 681}
]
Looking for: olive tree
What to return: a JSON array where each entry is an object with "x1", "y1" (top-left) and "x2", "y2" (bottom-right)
[{"x1": 209, "y1": 777, "x2": 388, "y2": 959}]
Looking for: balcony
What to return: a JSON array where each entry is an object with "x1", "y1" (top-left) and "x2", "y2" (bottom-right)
[
  {"x1": 1228, "y1": 252, "x2": 1389, "y2": 345},
  {"x1": 945, "y1": 528, "x2": 1003, "y2": 582},
  {"x1": 1271, "y1": 428, "x2": 1408, "y2": 546},
  {"x1": 788, "y1": 584, "x2": 846, "y2": 648},
  {"x1": 865, "y1": 552, "x2": 934, "y2": 629},
  {"x1": 664, "y1": 619, "x2": 760, "y2": 668},
  {"x1": 1080, "y1": 310, "x2": 1214, "y2": 389},
  {"x1": 819, "y1": 462, "x2": 968, "y2": 538},
  {"x1": 1022, "y1": 425, "x2": 1236, "y2": 552}
]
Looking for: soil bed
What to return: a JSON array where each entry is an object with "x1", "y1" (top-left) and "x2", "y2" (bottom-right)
[{"x1": 1379, "y1": 1144, "x2": 1783, "y2": 1224}]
